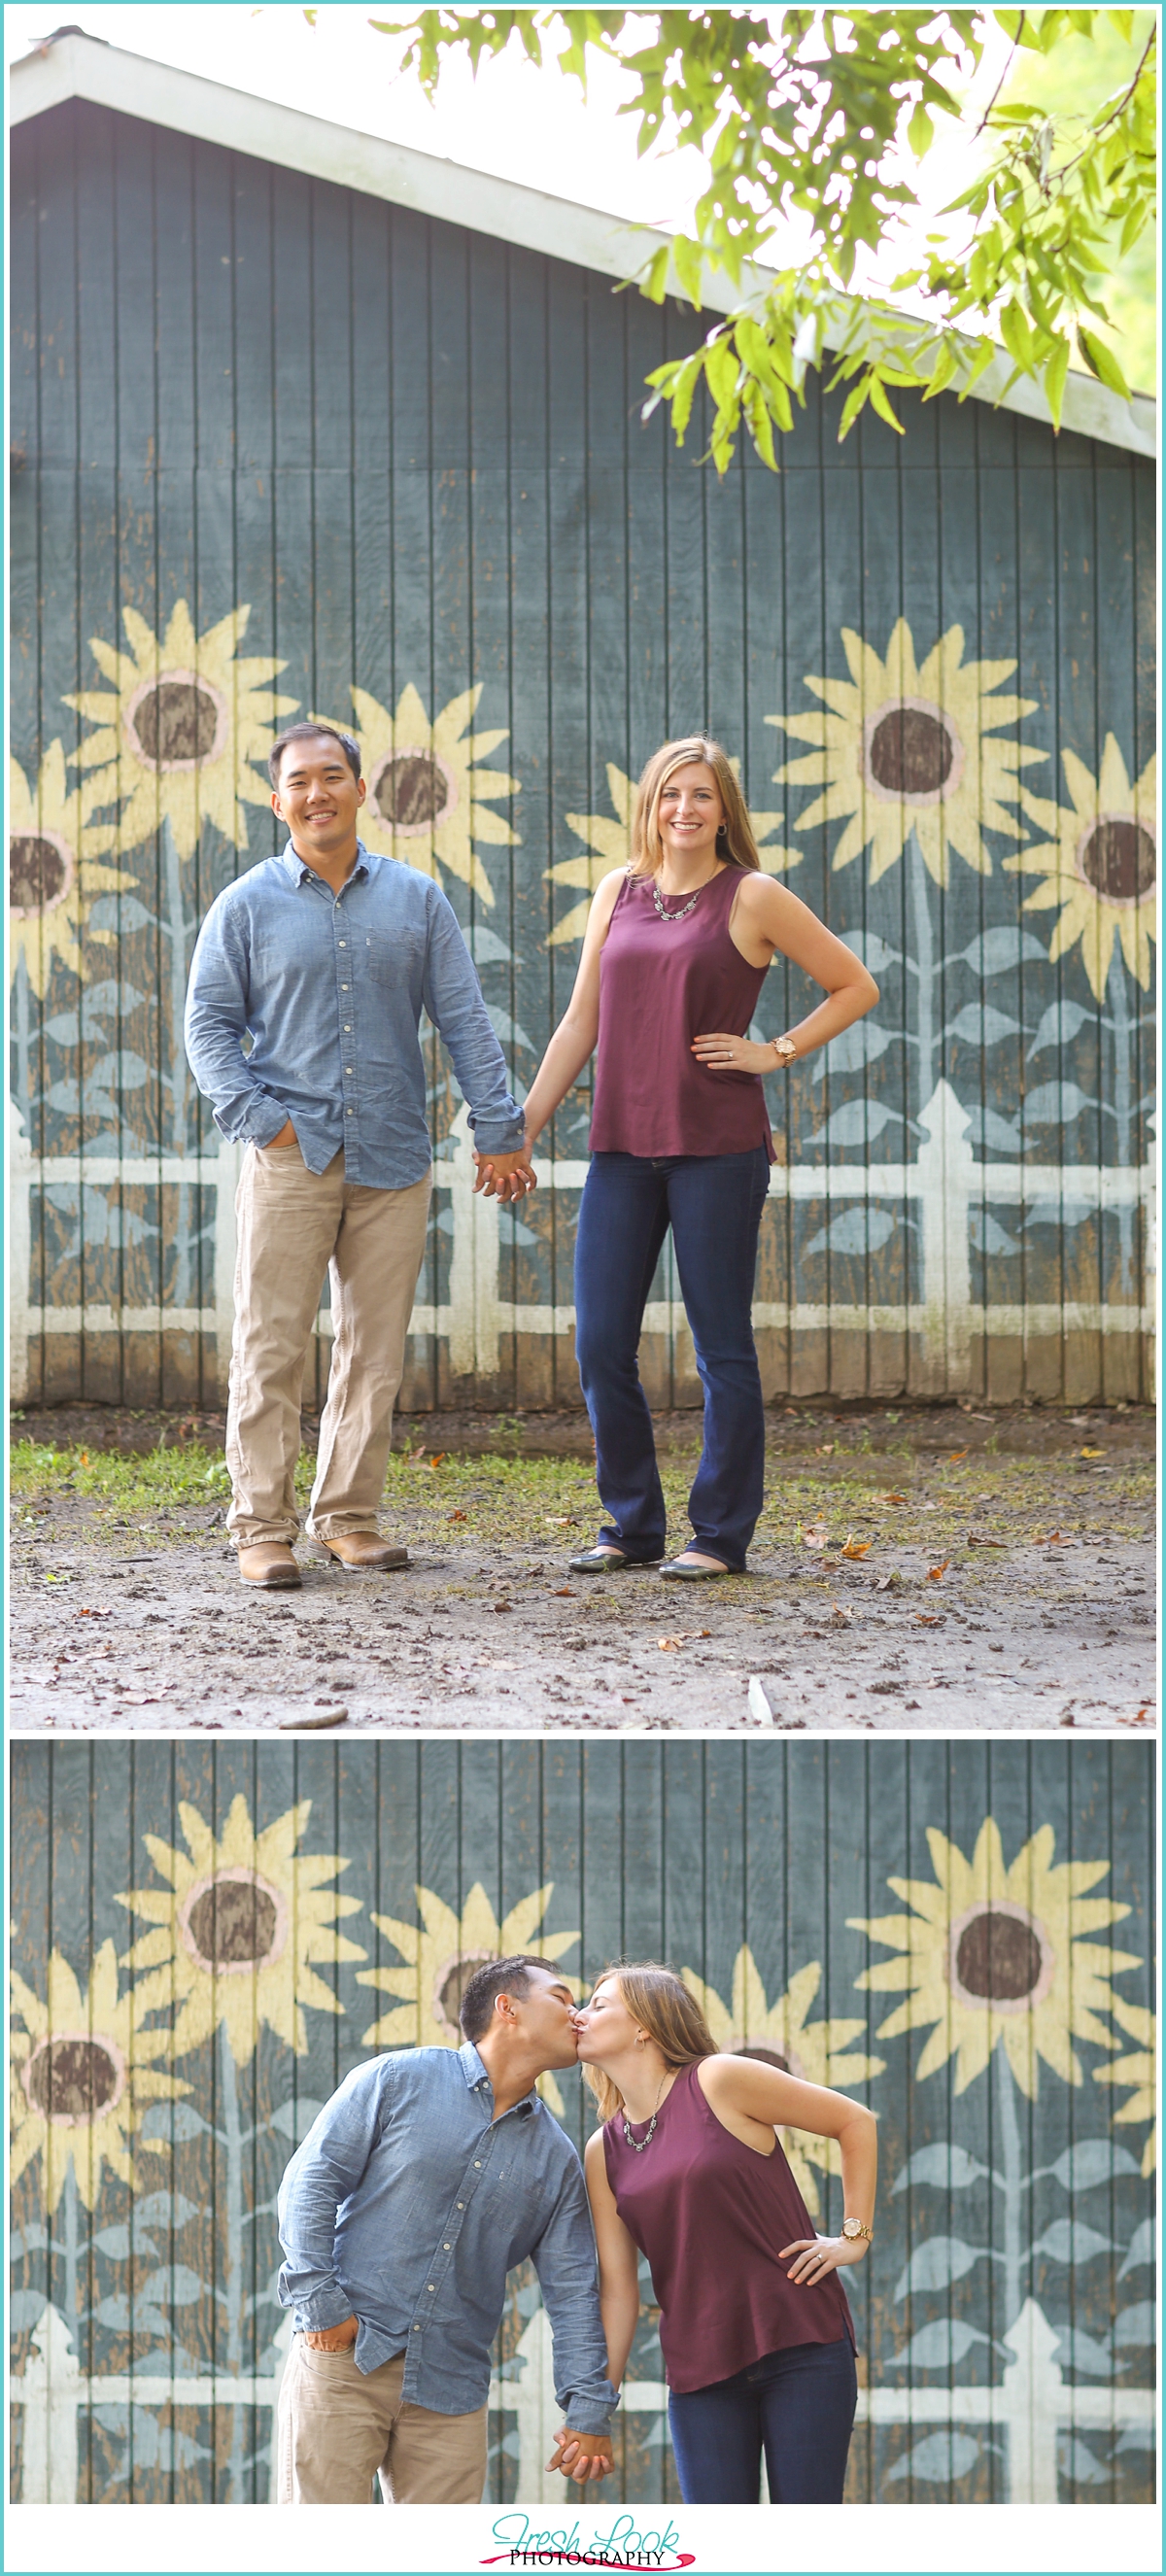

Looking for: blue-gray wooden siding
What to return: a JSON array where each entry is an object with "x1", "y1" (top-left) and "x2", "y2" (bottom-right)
[
  {"x1": 9, "y1": 1739, "x2": 1155, "y2": 2506},
  {"x1": 9, "y1": 98, "x2": 1156, "y2": 1412}
]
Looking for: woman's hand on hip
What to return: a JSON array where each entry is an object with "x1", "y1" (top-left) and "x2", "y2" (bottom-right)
[
  {"x1": 780, "y1": 2233, "x2": 869, "y2": 2285},
  {"x1": 691, "y1": 1031, "x2": 781, "y2": 1076}
]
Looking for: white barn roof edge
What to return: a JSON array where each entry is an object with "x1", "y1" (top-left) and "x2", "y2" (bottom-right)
[{"x1": 9, "y1": 27, "x2": 1156, "y2": 462}]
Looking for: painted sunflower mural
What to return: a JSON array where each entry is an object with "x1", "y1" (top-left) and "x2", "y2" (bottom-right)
[
  {"x1": 313, "y1": 683, "x2": 518, "y2": 905},
  {"x1": 1095, "y1": 1995, "x2": 1156, "y2": 2177},
  {"x1": 1006, "y1": 736, "x2": 1157, "y2": 998},
  {"x1": 358, "y1": 1879, "x2": 581, "y2": 2114},
  {"x1": 849, "y1": 1818, "x2": 1141, "y2": 2097},
  {"x1": 546, "y1": 762, "x2": 798, "y2": 946},
  {"x1": 10, "y1": 1941, "x2": 191, "y2": 2213},
  {"x1": 9, "y1": 741, "x2": 138, "y2": 997},
  {"x1": 682, "y1": 1948, "x2": 884, "y2": 2217},
  {"x1": 64, "y1": 601, "x2": 298, "y2": 860},
  {"x1": 769, "y1": 618, "x2": 1044, "y2": 887},
  {"x1": 114, "y1": 1795, "x2": 366, "y2": 2065}
]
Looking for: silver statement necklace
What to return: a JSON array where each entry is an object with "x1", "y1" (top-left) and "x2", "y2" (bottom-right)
[
  {"x1": 621, "y1": 2070, "x2": 669, "y2": 2153},
  {"x1": 651, "y1": 875, "x2": 704, "y2": 924}
]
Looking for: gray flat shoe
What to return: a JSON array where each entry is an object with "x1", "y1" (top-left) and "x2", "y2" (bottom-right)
[
  {"x1": 660, "y1": 1556, "x2": 734, "y2": 1581},
  {"x1": 567, "y1": 1547, "x2": 661, "y2": 1573}
]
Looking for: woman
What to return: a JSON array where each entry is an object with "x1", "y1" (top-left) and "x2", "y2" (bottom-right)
[
  {"x1": 488, "y1": 738, "x2": 877, "y2": 1579},
  {"x1": 563, "y1": 1960, "x2": 875, "y2": 2506}
]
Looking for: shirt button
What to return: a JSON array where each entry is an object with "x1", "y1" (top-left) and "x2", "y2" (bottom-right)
[
  {"x1": 347, "y1": 1108, "x2": 354, "y2": 1116},
  {"x1": 344, "y1": 1025, "x2": 352, "y2": 1032},
  {"x1": 338, "y1": 940, "x2": 347, "y2": 947},
  {"x1": 345, "y1": 1066, "x2": 354, "y2": 1074},
  {"x1": 443, "y1": 2243, "x2": 451, "y2": 2250},
  {"x1": 456, "y1": 2203, "x2": 464, "y2": 2210},
  {"x1": 341, "y1": 983, "x2": 349, "y2": 990},
  {"x1": 473, "y1": 2161, "x2": 481, "y2": 2168},
  {"x1": 428, "y1": 2284, "x2": 435, "y2": 2293},
  {"x1": 413, "y1": 2323, "x2": 421, "y2": 2332}
]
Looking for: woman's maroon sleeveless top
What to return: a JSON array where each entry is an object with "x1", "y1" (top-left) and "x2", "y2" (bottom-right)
[
  {"x1": 602, "y1": 2062, "x2": 856, "y2": 2393},
  {"x1": 589, "y1": 869, "x2": 775, "y2": 1160}
]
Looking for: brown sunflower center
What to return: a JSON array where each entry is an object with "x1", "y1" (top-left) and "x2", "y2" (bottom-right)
[
  {"x1": 1080, "y1": 817, "x2": 1156, "y2": 906},
  {"x1": 955, "y1": 1907, "x2": 1043, "y2": 2004},
  {"x1": 130, "y1": 678, "x2": 222, "y2": 768},
  {"x1": 869, "y1": 705, "x2": 955, "y2": 799},
  {"x1": 27, "y1": 2035, "x2": 120, "y2": 2122},
  {"x1": 371, "y1": 751, "x2": 451, "y2": 830},
  {"x1": 10, "y1": 833, "x2": 71, "y2": 913},
  {"x1": 187, "y1": 1877, "x2": 280, "y2": 1968},
  {"x1": 433, "y1": 1949, "x2": 497, "y2": 2039},
  {"x1": 735, "y1": 2043, "x2": 793, "y2": 2076}
]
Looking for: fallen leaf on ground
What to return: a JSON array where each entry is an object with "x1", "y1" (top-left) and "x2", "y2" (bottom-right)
[
  {"x1": 1032, "y1": 1529, "x2": 1063, "y2": 1545},
  {"x1": 874, "y1": 1575, "x2": 897, "y2": 1593},
  {"x1": 966, "y1": 1530, "x2": 1006, "y2": 1548},
  {"x1": 747, "y1": 1676, "x2": 774, "y2": 1723},
  {"x1": 658, "y1": 1631, "x2": 712, "y2": 1650},
  {"x1": 1079, "y1": 1447, "x2": 1106, "y2": 1459},
  {"x1": 492, "y1": 1600, "x2": 513, "y2": 1614},
  {"x1": 814, "y1": 1443, "x2": 835, "y2": 1457},
  {"x1": 841, "y1": 1535, "x2": 872, "y2": 1560},
  {"x1": 802, "y1": 1525, "x2": 829, "y2": 1550},
  {"x1": 427, "y1": 1453, "x2": 445, "y2": 1469},
  {"x1": 832, "y1": 1602, "x2": 852, "y2": 1623},
  {"x1": 914, "y1": 1613, "x2": 943, "y2": 1627},
  {"x1": 948, "y1": 1449, "x2": 969, "y2": 1463},
  {"x1": 875, "y1": 1492, "x2": 909, "y2": 1505},
  {"x1": 928, "y1": 1561, "x2": 951, "y2": 1582},
  {"x1": 552, "y1": 1587, "x2": 576, "y2": 1598},
  {"x1": 544, "y1": 1515, "x2": 573, "y2": 1525},
  {"x1": 448, "y1": 1509, "x2": 467, "y2": 1522},
  {"x1": 279, "y1": 1705, "x2": 348, "y2": 1732},
  {"x1": 73, "y1": 1605, "x2": 114, "y2": 1619}
]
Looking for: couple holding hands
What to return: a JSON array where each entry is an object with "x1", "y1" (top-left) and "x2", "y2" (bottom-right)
[
  {"x1": 275, "y1": 1955, "x2": 876, "y2": 2507},
  {"x1": 185, "y1": 723, "x2": 876, "y2": 1587}
]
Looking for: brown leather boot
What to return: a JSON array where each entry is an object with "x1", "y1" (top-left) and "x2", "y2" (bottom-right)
[
  {"x1": 320, "y1": 1532, "x2": 409, "y2": 1571},
  {"x1": 237, "y1": 1541, "x2": 302, "y2": 1589}
]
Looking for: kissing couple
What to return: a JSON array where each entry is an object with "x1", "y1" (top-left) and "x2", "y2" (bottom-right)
[{"x1": 276, "y1": 1954, "x2": 875, "y2": 2506}]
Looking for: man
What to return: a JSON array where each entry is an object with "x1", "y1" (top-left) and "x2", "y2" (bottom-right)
[
  {"x1": 275, "y1": 1957, "x2": 617, "y2": 2504},
  {"x1": 184, "y1": 722, "x2": 534, "y2": 1589}
]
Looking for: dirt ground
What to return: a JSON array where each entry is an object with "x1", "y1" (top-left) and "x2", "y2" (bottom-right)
[{"x1": 10, "y1": 1400, "x2": 1155, "y2": 1735}]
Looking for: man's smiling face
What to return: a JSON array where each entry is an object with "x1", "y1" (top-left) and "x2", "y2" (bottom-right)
[{"x1": 271, "y1": 733, "x2": 364, "y2": 865}]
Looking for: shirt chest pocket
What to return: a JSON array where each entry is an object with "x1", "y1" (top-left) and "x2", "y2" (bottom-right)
[{"x1": 359, "y1": 923, "x2": 426, "y2": 990}]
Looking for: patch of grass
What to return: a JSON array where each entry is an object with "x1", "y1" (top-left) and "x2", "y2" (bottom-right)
[{"x1": 10, "y1": 1436, "x2": 1151, "y2": 1556}]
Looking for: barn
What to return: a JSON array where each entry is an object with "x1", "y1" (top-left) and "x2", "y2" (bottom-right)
[
  {"x1": 9, "y1": 1736, "x2": 1156, "y2": 2506},
  {"x1": 10, "y1": 28, "x2": 1157, "y2": 1421}
]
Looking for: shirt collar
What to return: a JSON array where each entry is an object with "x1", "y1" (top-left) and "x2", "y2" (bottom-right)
[
  {"x1": 458, "y1": 2043, "x2": 540, "y2": 2117},
  {"x1": 279, "y1": 838, "x2": 373, "y2": 887}
]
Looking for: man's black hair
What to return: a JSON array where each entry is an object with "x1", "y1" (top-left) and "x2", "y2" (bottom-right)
[
  {"x1": 459, "y1": 1955, "x2": 561, "y2": 2045},
  {"x1": 268, "y1": 721, "x2": 361, "y2": 790}
]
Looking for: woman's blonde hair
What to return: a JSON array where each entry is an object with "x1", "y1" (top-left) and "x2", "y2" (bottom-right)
[
  {"x1": 582, "y1": 1961, "x2": 717, "y2": 2121},
  {"x1": 630, "y1": 736, "x2": 762, "y2": 877}
]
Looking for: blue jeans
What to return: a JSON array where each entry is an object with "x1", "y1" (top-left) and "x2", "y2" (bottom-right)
[
  {"x1": 573, "y1": 1148, "x2": 771, "y2": 1570},
  {"x1": 668, "y1": 2336, "x2": 857, "y2": 2505}
]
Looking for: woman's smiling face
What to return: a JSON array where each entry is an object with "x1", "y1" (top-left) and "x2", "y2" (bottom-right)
[
  {"x1": 573, "y1": 1975, "x2": 642, "y2": 2064},
  {"x1": 656, "y1": 760, "x2": 724, "y2": 859}
]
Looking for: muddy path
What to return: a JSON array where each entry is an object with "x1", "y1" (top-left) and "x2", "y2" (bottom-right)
[{"x1": 10, "y1": 1402, "x2": 1154, "y2": 1735}]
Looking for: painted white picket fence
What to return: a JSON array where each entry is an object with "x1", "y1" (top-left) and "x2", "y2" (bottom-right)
[
  {"x1": 12, "y1": 2297, "x2": 1152, "y2": 2505},
  {"x1": 9, "y1": 1088, "x2": 1154, "y2": 1401}
]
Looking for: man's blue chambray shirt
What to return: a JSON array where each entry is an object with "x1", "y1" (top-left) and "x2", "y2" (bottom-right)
[
  {"x1": 275, "y1": 2044, "x2": 617, "y2": 2430},
  {"x1": 183, "y1": 842, "x2": 526, "y2": 1186}
]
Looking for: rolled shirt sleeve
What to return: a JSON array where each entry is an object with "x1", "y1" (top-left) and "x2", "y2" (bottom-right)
[
  {"x1": 184, "y1": 897, "x2": 291, "y2": 1149},
  {"x1": 423, "y1": 893, "x2": 528, "y2": 1157},
  {"x1": 532, "y1": 2166, "x2": 620, "y2": 2436},
  {"x1": 276, "y1": 2065, "x2": 386, "y2": 2333}
]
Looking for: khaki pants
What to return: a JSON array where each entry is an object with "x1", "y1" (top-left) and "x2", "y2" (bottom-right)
[
  {"x1": 276, "y1": 2339, "x2": 488, "y2": 2504},
  {"x1": 226, "y1": 1141, "x2": 431, "y2": 1548}
]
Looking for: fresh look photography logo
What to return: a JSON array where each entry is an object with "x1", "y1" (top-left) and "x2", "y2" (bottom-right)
[{"x1": 481, "y1": 2511, "x2": 694, "y2": 2569}]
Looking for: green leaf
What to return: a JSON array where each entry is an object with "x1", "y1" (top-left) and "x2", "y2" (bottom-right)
[
  {"x1": 838, "y1": 373, "x2": 873, "y2": 441},
  {"x1": 907, "y1": 103, "x2": 934, "y2": 160},
  {"x1": 1043, "y1": 335, "x2": 1071, "y2": 432},
  {"x1": 1077, "y1": 328, "x2": 1131, "y2": 399},
  {"x1": 672, "y1": 234, "x2": 705, "y2": 312},
  {"x1": 867, "y1": 372, "x2": 907, "y2": 434},
  {"x1": 640, "y1": 244, "x2": 670, "y2": 307}
]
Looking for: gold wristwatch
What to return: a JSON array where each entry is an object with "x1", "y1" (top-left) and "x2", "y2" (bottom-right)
[
  {"x1": 840, "y1": 2217, "x2": 873, "y2": 2243},
  {"x1": 770, "y1": 1034, "x2": 797, "y2": 1064}
]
